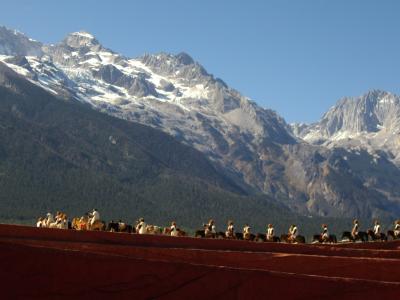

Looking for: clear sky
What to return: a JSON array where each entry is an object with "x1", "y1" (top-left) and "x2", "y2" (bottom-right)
[{"x1": 1, "y1": 0, "x2": 399, "y2": 123}]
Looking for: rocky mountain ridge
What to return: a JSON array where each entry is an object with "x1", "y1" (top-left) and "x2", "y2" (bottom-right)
[{"x1": 292, "y1": 90, "x2": 400, "y2": 164}]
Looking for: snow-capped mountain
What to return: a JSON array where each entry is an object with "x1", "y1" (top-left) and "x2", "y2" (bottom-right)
[
  {"x1": 0, "y1": 28, "x2": 294, "y2": 153},
  {"x1": 292, "y1": 90, "x2": 400, "y2": 164},
  {"x1": 0, "y1": 27, "x2": 296, "y2": 188},
  {"x1": 2, "y1": 25, "x2": 400, "y2": 219},
  {"x1": 0, "y1": 27, "x2": 42, "y2": 56}
]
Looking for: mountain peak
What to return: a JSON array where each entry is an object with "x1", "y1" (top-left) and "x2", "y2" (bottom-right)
[
  {"x1": 0, "y1": 25, "x2": 27, "y2": 38},
  {"x1": 71, "y1": 30, "x2": 95, "y2": 38},
  {"x1": 363, "y1": 89, "x2": 390, "y2": 101},
  {"x1": 293, "y1": 89, "x2": 400, "y2": 145},
  {"x1": 63, "y1": 30, "x2": 99, "y2": 48},
  {"x1": 0, "y1": 25, "x2": 42, "y2": 56},
  {"x1": 175, "y1": 52, "x2": 194, "y2": 65}
]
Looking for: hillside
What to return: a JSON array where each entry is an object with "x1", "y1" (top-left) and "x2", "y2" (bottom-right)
[{"x1": 0, "y1": 61, "x2": 304, "y2": 230}]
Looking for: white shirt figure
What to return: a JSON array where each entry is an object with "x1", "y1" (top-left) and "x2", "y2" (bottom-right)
[
  {"x1": 211, "y1": 224, "x2": 216, "y2": 234},
  {"x1": 36, "y1": 219, "x2": 43, "y2": 228},
  {"x1": 90, "y1": 210, "x2": 100, "y2": 226},
  {"x1": 205, "y1": 222, "x2": 215, "y2": 236},
  {"x1": 267, "y1": 227, "x2": 274, "y2": 240},
  {"x1": 46, "y1": 213, "x2": 54, "y2": 227},
  {"x1": 395, "y1": 223, "x2": 400, "y2": 237},
  {"x1": 55, "y1": 214, "x2": 62, "y2": 224},
  {"x1": 291, "y1": 226, "x2": 298, "y2": 239},
  {"x1": 352, "y1": 223, "x2": 359, "y2": 237},
  {"x1": 138, "y1": 221, "x2": 147, "y2": 234},
  {"x1": 170, "y1": 224, "x2": 178, "y2": 236},
  {"x1": 243, "y1": 225, "x2": 251, "y2": 236},
  {"x1": 226, "y1": 224, "x2": 234, "y2": 237},
  {"x1": 322, "y1": 227, "x2": 329, "y2": 240},
  {"x1": 374, "y1": 224, "x2": 381, "y2": 235}
]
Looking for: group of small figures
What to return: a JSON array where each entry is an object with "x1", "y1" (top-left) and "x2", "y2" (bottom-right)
[
  {"x1": 195, "y1": 219, "x2": 400, "y2": 243},
  {"x1": 36, "y1": 210, "x2": 400, "y2": 243},
  {"x1": 195, "y1": 219, "x2": 282, "y2": 241},
  {"x1": 36, "y1": 209, "x2": 187, "y2": 237},
  {"x1": 37, "y1": 209, "x2": 103, "y2": 231},
  {"x1": 108, "y1": 218, "x2": 187, "y2": 237},
  {"x1": 338, "y1": 219, "x2": 400, "y2": 242},
  {"x1": 36, "y1": 211, "x2": 69, "y2": 229},
  {"x1": 195, "y1": 220, "x2": 302, "y2": 243}
]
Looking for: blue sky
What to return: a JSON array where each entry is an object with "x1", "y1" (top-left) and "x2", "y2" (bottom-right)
[{"x1": 1, "y1": 0, "x2": 399, "y2": 123}]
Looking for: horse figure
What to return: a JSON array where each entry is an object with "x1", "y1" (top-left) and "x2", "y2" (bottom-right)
[
  {"x1": 146, "y1": 225, "x2": 162, "y2": 234},
  {"x1": 107, "y1": 221, "x2": 133, "y2": 233},
  {"x1": 235, "y1": 232, "x2": 244, "y2": 240},
  {"x1": 89, "y1": 220, "x2": 106, "y2": 231},
  {"x1": 45, "y1": 212, "x2": 68, "y2": 229},
  {"x1": 243, "y1": 233, "x2": 256, "y2": 241},
  {"x1": 49, "y1": 219, "x2": 68, "y2": 229},
  {"x1": 387, "y1": 230, "x2": 400, "y2": 240},
  {"x1": 195, "y1": 229, "x2": 206, "y2": 238},
  {"x1": 312, "y1": 234, "x2": 337, "y2": 244},
  {"x1": 280, "y1": 234, "x2": 306, "y2": 244},
  {"x1": 255, "y1": 233, "x2": 266, "y2": 242},
  {"x1": 195, "y1": 228, "x2": 225, "y2": 238},
  {"x1": 367, "y1": 229, "x2": 387, "y2": 242},
  {"x1": 197, "y1": 225, "x2": 213, "y2": 238},
  {"x1": 341, "y1": 231, "x2": 368, "y2": 242},
  {"x1": 163, "y1": 227, "x2": 186, "y2": 237},
  {"x1": 215, "y1": 231, "x2": 226, "y2": 238},
  {"x1": 81, "y1": 212, "x2": 105, "y2": 231},
  {"x1": 71, "y1": 217, "x2": 87, "y2": 230},
  {"x1": 266, "y1": 236, "x2": 281, "y2": 242},
  {"x1": 107, "y1": 221, "x2": 119, "y2": 232},
  {"x1": 225, "y1": 231, "x2": 236, "y2": 239},
  {"x1": 36, "y1": 217, "x2": 45, "y2": 228},
  {"x1": 254, "y1": 233, "x2": 280, "y2": 242},
  {"x1": 176, "y1": 228, "x2": 186, "y2": 236},
  {"x1": 118, "y1": 222, "x2": 133, "y2": 233}
]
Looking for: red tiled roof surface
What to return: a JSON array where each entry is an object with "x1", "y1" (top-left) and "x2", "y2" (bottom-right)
[{"x1": 1, "y1": 224, "x2": 399, "y2": 299}]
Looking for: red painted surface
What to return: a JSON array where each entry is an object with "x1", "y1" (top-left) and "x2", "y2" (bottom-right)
[{"x1": 1, "y1": 224, "x2": 400, "y2": 299}]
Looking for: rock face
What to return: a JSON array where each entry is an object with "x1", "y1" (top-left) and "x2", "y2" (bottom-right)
[
  {"x1": 0, "y1": 26, "x2": 42, "y2": 56},
  {"x1": 293, "y1": 90, "x2": 400, "y2": 163},
  {"x1": 1, "y1": 26, "x2": 400, "y2": 218},
  {"x1": 0, "y1": 62, "x2": 273, "y2": 225}
]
